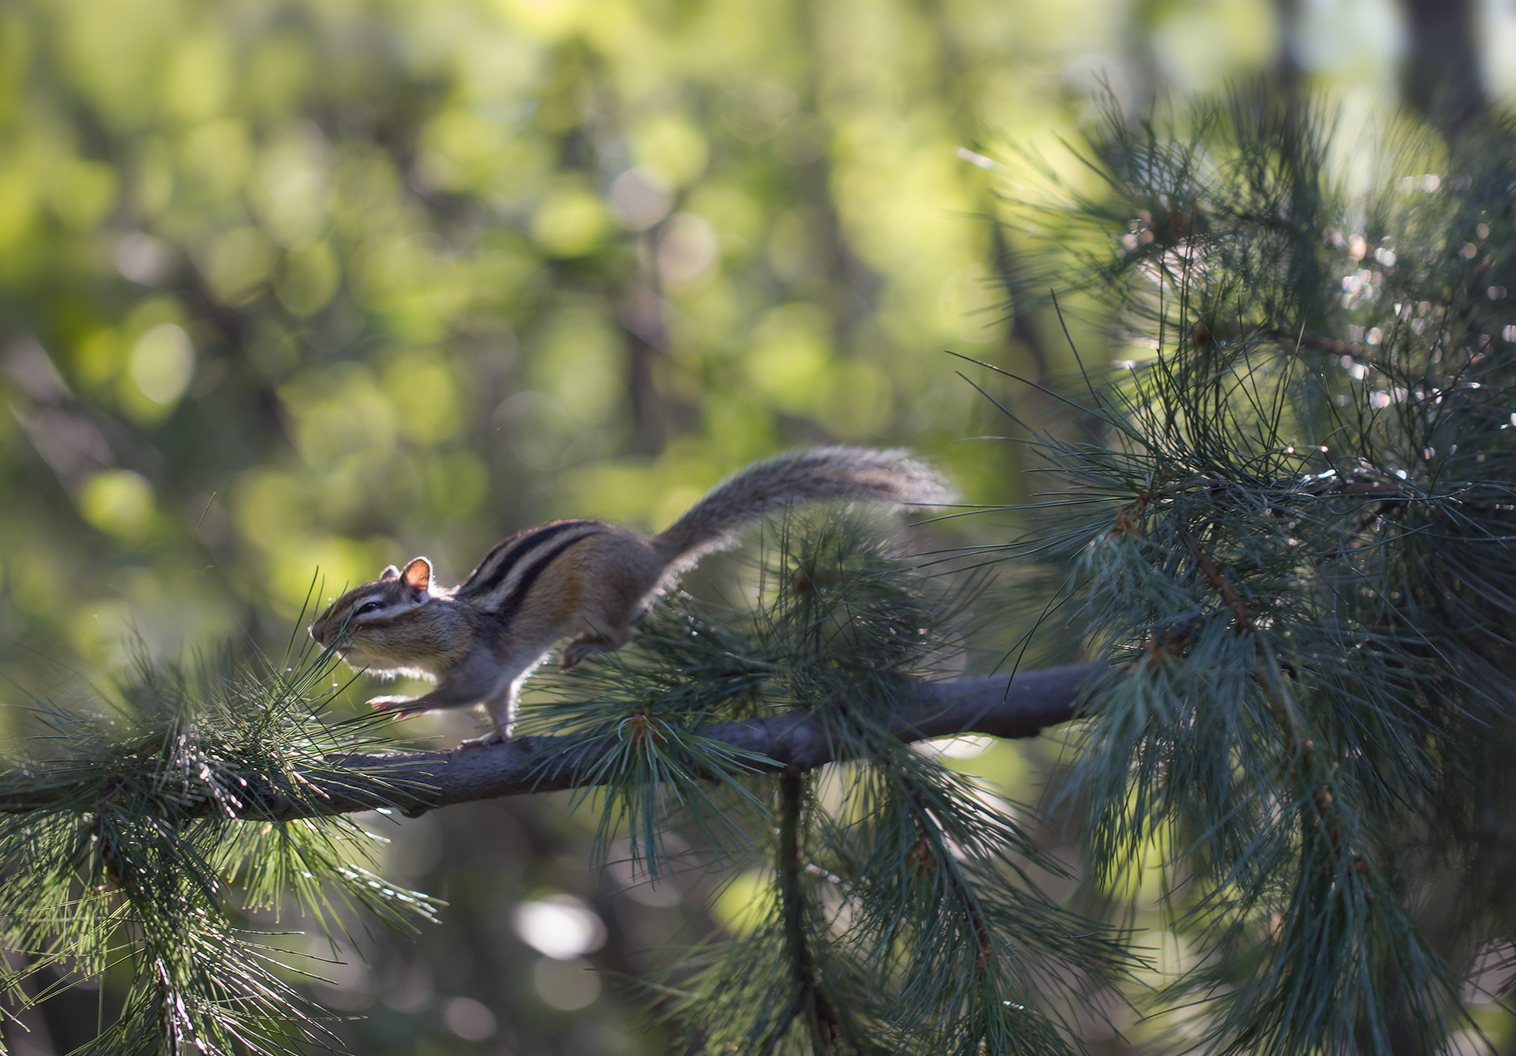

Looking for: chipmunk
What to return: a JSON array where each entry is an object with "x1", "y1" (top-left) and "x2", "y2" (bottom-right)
[{"x1": 309, "y1": 446, "x2": 948, "y2": 748}]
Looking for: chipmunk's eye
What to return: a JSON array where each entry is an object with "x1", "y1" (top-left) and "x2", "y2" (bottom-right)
[{"x1": 356, "y1": 601, "x2": 384, "y2": 616}]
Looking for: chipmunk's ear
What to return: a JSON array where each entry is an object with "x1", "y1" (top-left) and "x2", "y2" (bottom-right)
[
  {"x1": 380, "y1": 564, "x2": 402, "y2": 582},
  {"x1": 401, "y1": 557, "x2": 433, "y2": 592}
]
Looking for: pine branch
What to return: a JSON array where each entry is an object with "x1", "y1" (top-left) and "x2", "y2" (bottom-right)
[
  {"x1": 0, "y1": 663, "x2": 1102, "y2": 822},
  {"x1": 774, "y1": 768, "x2": 844, "y2": 1055}
]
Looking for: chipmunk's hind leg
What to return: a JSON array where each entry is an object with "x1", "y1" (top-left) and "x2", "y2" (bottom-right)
[
  {"x1": 562, "y1": 624, "x2": 633, "y2": 669},
  {"x1": 560, "y1": 544, "x2": 662, "y2": 670}
]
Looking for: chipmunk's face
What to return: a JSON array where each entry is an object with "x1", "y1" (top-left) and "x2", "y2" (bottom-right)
[{"x1": 310, "y1": 557, "x2": 436, "y2": 665}]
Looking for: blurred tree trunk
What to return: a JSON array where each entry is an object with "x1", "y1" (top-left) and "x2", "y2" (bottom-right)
[
  {"x1": 1399, "y1": 0, "x2": 1490, "y2": 141},
  {"x1": 1278, "y1": 0, "x2": 1490, "y2": 143}
]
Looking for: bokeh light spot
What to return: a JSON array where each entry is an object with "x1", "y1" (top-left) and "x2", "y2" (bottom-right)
[
  {"x1": 608, "y1": 166, "x2": 674, "y2": 230},
  {"x1": 531, "y1": 186, "x2": 608, "y2": 257},
  {"x1": 203, "y1": 226, "x2": 275, "y2": 305},
  {"x1": 657, "y1": 212, "x2": 719, "y2": 284},
  {"x1": 129, "y1": 323, "x2": 195, "y2": 405},
  {"x1": 442, "y1": 996, "x2": 497, "y2": 1040},
  {"x1": 710, "y1": 869, "x2": 774, "y2": 936},
  {"x1": 78, "y1": 470, "x2": 155, "y2": 538},
  {"x1": 275, "y1": 240, "x2": 339, "y2": 317},
  {"x1": 633, "y1": 114, "x2": 709, "y2": 187},
  {"x1": 512, "y1": 894, "x2": 607, "y2": 960},
  {"x1": 532, "y1": 957, "x2": 601, "y2": 1011}
]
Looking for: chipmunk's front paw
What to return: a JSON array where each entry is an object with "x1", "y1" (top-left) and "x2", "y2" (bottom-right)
[
  {"x1": 458, "y1": 728, "x2": 510, "y2": 749},
  {"x1": 368, "y1": 695, "x2": 428, "y2": 717}
]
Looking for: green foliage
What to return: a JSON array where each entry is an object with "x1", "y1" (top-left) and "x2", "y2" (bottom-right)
[
  {"x1": 0, "y1": 0, "x2": 1148, "y2": 683},
  {"x1": 0, "y1": 638, "x2": 440, "y2": 1054},
  {"x1": 531, "y1": 514, "x2": 1131, "y2": 1054},
  {"x1": 987, "y1": 92, "x2": 1516, "y2": 1052}
]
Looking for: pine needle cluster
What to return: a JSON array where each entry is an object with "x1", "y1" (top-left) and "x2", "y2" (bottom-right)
[
  {"x1": 0, "y1": 637, "x2": 440, "y2": 1055},
  {"x1": 528, "y1": 514, "x2": 1131, "y2": 1055},
  {"x1": 991, "y1": 90, "x2": 1516, "y2": 1053}
]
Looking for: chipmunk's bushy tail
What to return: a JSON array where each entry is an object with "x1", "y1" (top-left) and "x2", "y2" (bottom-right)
[{"x1": 653, "y1": 446, "x2": 951, "y2": 564}]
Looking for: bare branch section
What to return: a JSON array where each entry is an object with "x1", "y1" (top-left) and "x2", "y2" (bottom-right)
[{"x1": 0, "y1": 663, "x2": 1104, "y2": 822}]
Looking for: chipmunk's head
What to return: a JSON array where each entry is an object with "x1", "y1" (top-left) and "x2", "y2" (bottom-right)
[{"x1": 310, "y1": 557, "x2": 438, "y2": 667}]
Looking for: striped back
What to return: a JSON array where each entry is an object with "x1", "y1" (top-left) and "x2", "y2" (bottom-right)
[{"x1": 457, "y1": 519, "x2": 603, "y2": 618}]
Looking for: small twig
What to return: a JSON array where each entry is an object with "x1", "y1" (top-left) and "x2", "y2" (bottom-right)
[
  {"x1": 777, "y1": 769, "x2": 844, "y2": 1054},
  {"x1": 1175, "y1": 528, "x2": 1364, "y2": 864},
  {"x1": 1179, "y1": 528, "x2": 1306, "y2": 749},
  {"x1": 1181, "y1": 528, "x2": 1254, "y2": 634},
  {"x1": 1313, "y1": 499, "x2": 1407, "y2": 567},
  {"x1": 895, "y1": 768, "x2": 998, "y2": 980}
]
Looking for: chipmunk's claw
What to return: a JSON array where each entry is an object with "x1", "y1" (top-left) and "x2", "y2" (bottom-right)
[
  {"x1": 458, "y1": 728, "x2": 510, "y2": 749},
  {"x1": 368, "y1": 696, "x2": 427, "y2": 718}
]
